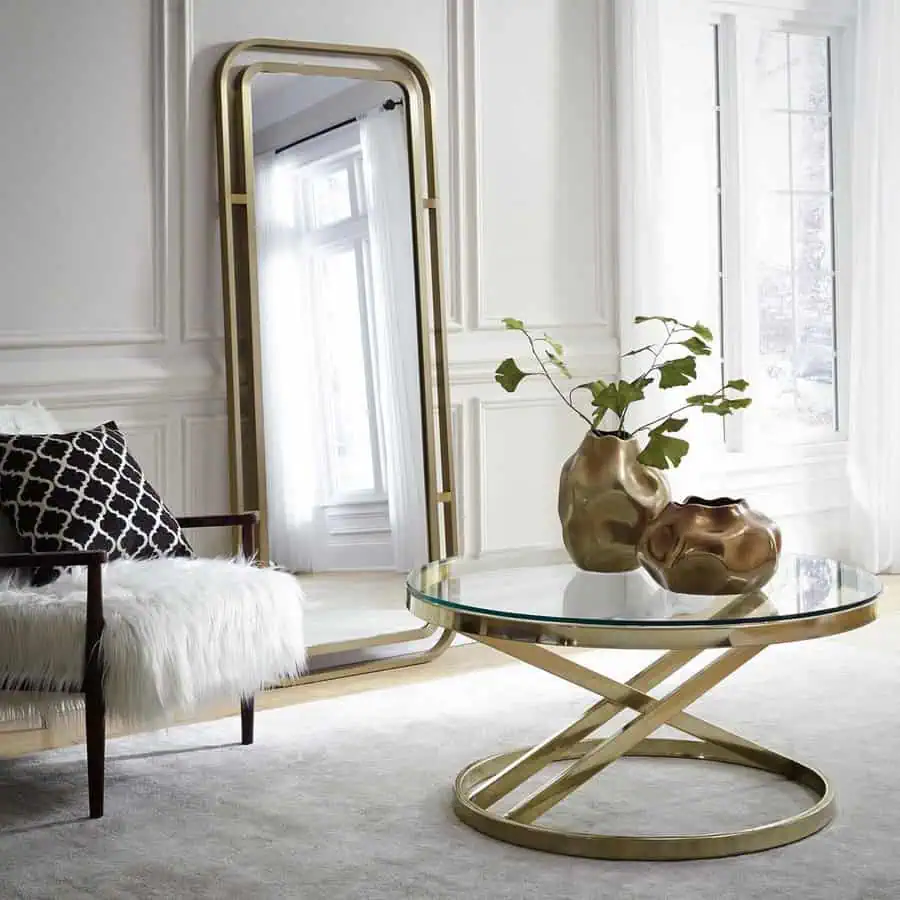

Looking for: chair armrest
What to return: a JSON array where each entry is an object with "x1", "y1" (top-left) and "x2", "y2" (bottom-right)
[
  {"x1": 0, "y1": 549, "x2": 108, "y2": 568},
  {"x1": 176, "y1": 511, "x2": 260, "y2": 560},
  {"x1": 0, "y1": 550, "x2": 106, "y2": 688},
  {"x1": 176, "y1": 511, "x2": 259, "y2": 530}
]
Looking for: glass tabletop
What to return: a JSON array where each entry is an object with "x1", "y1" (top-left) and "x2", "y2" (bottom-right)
[{"x1": 406, "y1": 553, "x2": 881, "y2": 628}]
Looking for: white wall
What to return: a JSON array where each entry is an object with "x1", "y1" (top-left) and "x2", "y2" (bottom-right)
[
  {"x1": 0, "y1": 0, "x2": 613, "y2": 561},
  {"x1": 253, "y1": 79, "x2": 395, "y2": 156},
  {"x1": 0, "y1": 0, "x2": 223, "y2": 556}
]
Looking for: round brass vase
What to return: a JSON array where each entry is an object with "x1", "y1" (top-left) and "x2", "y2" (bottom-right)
[
  {"x1": 637, "y1": 496, "x2": 782, "y2": 595},
  {"x1": 558, "y1": 432, "x2": 670, "y2": 573}
]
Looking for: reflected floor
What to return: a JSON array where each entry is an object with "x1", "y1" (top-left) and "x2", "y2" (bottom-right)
[{"x1": 296, "y1": 570, "x2": 421, "y2": 647}]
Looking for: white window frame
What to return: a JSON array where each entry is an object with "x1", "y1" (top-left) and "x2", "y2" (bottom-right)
[
  {"x1": 712, "y1": 3, "x2": 854, "y2": 458},
  {"x1": 285, "y1": 124, "x2": 389, "y2": 505}
]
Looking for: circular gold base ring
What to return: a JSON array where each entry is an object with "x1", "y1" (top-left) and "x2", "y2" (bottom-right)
[{"x1": 454, "y1": 738, "x2": 834, "y2": 861}]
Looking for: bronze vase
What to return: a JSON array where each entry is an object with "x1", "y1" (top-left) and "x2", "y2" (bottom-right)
[
  {"x1": 558, "y1": 432, "x2": 670, "y2": 573},
  {"x1": 637, "y1": 496, "x2": 782, "y2": 595}
]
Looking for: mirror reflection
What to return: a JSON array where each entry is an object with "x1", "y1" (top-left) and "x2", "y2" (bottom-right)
[{"x1": 249, "y1": 74, "x2": 428, "y2": 649}]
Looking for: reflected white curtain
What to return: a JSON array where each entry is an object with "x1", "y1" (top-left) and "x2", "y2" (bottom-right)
[
  {"x1": 847, "y1": 0, "x2": 900, "y2": 573},
  {"x1": 254, "y1": 151, "x2": 319, "y2": 572},
  {"x1": 359, "y1": 108, "x2": 429, "y2": 571}
]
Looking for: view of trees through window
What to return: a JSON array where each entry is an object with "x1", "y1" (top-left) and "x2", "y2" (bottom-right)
[
  {"x1": 716, "y1": 27, "x2": 838, "y2": 445},
  {"x1": 753, "y1": 32, "x2": 837, "y2": 437}
]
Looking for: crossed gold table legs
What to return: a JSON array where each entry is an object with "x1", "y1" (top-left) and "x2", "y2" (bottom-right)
[{"x1": 453, "y1": 636, "x2": 833, "y2": 861}]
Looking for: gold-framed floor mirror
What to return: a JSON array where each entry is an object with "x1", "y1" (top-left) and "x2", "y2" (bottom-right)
[{"x1": 215, "y1": 40, "x2": 457, "y2": 681}]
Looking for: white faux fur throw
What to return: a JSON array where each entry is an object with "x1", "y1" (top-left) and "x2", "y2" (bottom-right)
[{"x1": 0, "y1": 557, "x2": 306, "y2": 725}]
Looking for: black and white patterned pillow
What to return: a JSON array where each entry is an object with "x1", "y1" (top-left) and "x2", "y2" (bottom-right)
[{"x1": 0, "y1": 421, "x2": 193, "y2": 585}]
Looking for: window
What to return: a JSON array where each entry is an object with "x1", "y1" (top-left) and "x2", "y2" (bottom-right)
[
  {"x1": 714, "y1": 18, "x2": 843, "y2": 449},
  {"x1": 288, "y1": 129, "x2": 386, "y2": 500},
  {"x1": 314, "y1": 245, "x2": 379, "y2": 495}
]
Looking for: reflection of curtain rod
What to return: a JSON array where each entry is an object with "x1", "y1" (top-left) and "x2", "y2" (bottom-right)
[{"x1": 274, "y1": 98, "x2": 403, "y2": 155}]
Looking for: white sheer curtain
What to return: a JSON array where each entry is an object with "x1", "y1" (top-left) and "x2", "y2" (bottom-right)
[
  {"x1": 615, "y1": 0, "x2": 662, "y2": 393},
  {"x1": 359, "y1": 107, "x2": 429, "y2": 571},
  {"x1": 254, "y1": 151, "x2": 319, "y2": 572},
  {"x1": 614, "y1": 0, "x2": 719, "y2": 491},
  {"x1": 847, "y1": 0, "x2": 900, "y2": 573}
]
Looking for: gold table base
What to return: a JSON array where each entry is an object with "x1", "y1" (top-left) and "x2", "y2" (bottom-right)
[{"x1": 453, "y1": 636, "x2": 834, "y2": 861}]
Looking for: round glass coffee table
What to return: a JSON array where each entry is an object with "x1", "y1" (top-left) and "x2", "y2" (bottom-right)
[{"x1": 406, "y1": 553, "x2": 880, "y2": 861}]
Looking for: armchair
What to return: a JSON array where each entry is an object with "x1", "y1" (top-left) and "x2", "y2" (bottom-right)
[{"x1": 0, "y1": 511, "x2": 307, "y2": 819}]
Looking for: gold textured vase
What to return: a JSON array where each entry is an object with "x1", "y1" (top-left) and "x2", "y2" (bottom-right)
[
  {"x1": 637, "y1": 496, "x2": 782, "y2": 595},
  {"x1": 558, "y1": 432, "x2": 670, "y2": 573}
]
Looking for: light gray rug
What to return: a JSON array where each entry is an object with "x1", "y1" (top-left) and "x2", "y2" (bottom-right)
[{"x1": 0, "y1": 638, "x2": 897, "y2": 900}]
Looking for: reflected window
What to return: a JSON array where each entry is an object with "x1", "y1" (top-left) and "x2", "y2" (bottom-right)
[
  {"x1": 314, "y1": 245, "x2": 378, "y2": 495},
  {"x1": 288, "y1": 129, "x2": 385, "y2": 501},
  {"x1": 248, "y1": 70, "x2": 429, "y2": 580},
  {"x1": 309, "y1": 167, "x2": 353, "y2": 228}
]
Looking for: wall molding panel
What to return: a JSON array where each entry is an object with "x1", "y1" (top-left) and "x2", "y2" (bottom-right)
[
  {"x1": 163, "y1": 0, "x2": 196, "y2": 345},
  {"x1": 181, "y1": 412, "x2": 231, "y2": 552},
  {"x1": 150, "y1": 0, "x2": 170, "y2": 346},
  {"x1": 176, "y1": 0, "x2": 219, "y2": 345},
  {"x1": 446, "y1": 328, "x2": 619, "y2": 386},
  {"x1": 181, "y1": 412, "x2": 229, "y2": 509},
  {"x1": 0, "y1": 356, "x2": 224, "y2": 408},
  {"x1": 471, "y1": 0, "x2": 609, "y2": 332},
  {"x1": 472, "y1": 395, "x2": 586, "y2": 557},
  {"x1": 444, "y1": 0, "x2": 475, "y2": 330},
  {"x1": 0, "y1": 0, "x2": 168, "y2": 351},
  {"x1": 448, "y1": 401, "x2": 465, "y2": 556}
]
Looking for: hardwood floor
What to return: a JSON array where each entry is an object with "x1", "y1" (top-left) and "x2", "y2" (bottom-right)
[
  {"x1": 1, "y1": 576, "x2": 896, "y2": 760},
  {"x1": 0, "y1": 641, "x2": 522, "y2": 759}
]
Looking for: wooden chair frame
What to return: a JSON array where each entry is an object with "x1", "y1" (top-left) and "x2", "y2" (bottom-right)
[{"x1": 0, "y1": 511, "x2": 260, "y2": 819}]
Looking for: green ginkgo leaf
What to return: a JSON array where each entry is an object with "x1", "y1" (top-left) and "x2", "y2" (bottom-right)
[
  {"x1": 545, "y1": 351, "x2": 571, "y2": 378},
  {"x1": 678, "y1": 336, "x2": 712, "y2": 356},
  {"x1": 590, "y1": 382, "x2": 621, "y2": 418},
  {"x1": 701, "y1": 397, "x2": 753, "y2": 415},
  {"x1": 638, "y1": 432, "x2": 690, "y2": 469},
  {"x1": 691, "y1": 322, "x2": 714, "y2": 342},
  {"x1": 495, "y1": 357, "x2": 529, "y2": 392},
  {"x1": 650, "y1": 416, "x2": 688, "y2": 434},
  {"x1": 658, "y1": 356, "x2": 697, "y2": 388},
  {"x1": 634, "y1": 315, "x2": 678, "y2": 326},
  {"x1": 542, "y1": 334, "x2": 564, "y2": 356}
]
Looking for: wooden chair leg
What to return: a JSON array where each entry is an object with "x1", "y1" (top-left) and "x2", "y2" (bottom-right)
[
  {"x1": 85, "y1": 686, "x2": 105, "y2": 819},
  {"x1": 241, "y1": 696, "x2": 254, "y2": 745},
  {"x1": 84, "y1": 557, "x2": 106, "y2": 819}
]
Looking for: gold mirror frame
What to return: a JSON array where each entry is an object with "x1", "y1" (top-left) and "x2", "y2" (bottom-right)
[{"x1": 215, "y1": 40, "x2": 458, "y2": 680}]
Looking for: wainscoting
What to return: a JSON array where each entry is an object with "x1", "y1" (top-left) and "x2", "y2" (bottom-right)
[
  {"x1": 0, "y1": 0, "x2": 617, "y2": 567},
  {"x1": 0, "y1": 0, "x2": 847, "y2": 572}
]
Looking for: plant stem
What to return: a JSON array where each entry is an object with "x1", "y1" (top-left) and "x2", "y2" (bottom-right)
[
  {"x1": 635, "y1": 322, "x2": 675, "y2": 387},
  {"x1": 631, "y1": 384, "x2": 730, "y2": 434},
  {"x1": 631, "y1": 403, "x2": 695, "y2": 435},
  {"x1": 568, "y1": 383, "x2": 592, "y2": 406},
  {"x1": 619, "y1": 321, "x2": 676, "y2": 432},
  {"x1": 523, "y1": 331, "x2": 594, "y2": 430}
]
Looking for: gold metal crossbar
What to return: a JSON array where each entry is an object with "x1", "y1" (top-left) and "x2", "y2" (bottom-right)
[{"x1": 454, "y1": 636, "x2": 835, "y2": 861}]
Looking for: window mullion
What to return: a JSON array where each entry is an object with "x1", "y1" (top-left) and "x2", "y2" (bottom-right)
[
  {"x1": 716, "y1": 15, "x2": 747, "y2": 453},
  {"x1": 355, "y1": 236, "x2": 386, "y2": 498},
  {"x1": 828, "y1": 27, "x2": 851, "y2": 439}
]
